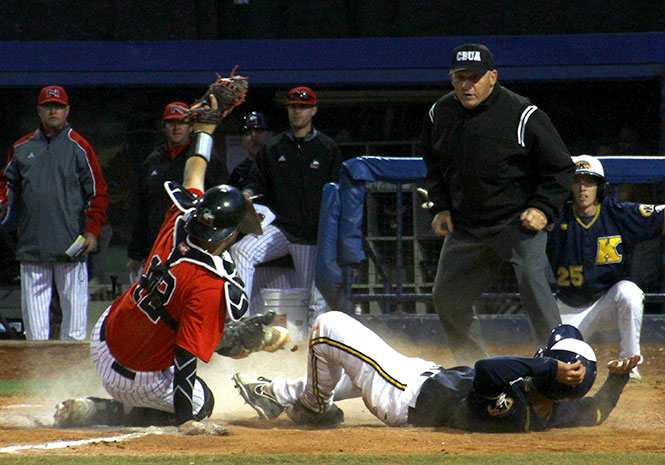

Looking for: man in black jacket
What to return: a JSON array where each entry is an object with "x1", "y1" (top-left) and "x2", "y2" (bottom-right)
[
  {"x1": 421, "y1": 44, "x2": 575, "y2": 364},
  {"x1": 126, "y1": 101, "x2": 228, "y2": 281},
  {"x1": 231, "y1": 87, "x2": 343, "y2": 318}
]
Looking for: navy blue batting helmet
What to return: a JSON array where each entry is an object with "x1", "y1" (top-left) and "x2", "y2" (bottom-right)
[
  {"x1": 241, "y1": 111, "x2": 270, "y2": 133},
  {"x1": 533, "y1": 324, "x2": 597, "y2": 401},
  {"x1": 184, "y1": 185, "x2": 248, "y2": 243}
]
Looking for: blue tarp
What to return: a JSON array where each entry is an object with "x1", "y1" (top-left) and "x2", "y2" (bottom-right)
[{"x1": 324, "y1": 155, "x2": 665, "y2": 281}]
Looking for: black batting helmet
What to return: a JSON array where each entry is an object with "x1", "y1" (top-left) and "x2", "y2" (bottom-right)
[
  {"x1": 241, "y1": 111, "x2": 270, "y2": 133},
  {"x1": 533, "y1": 324, "x2": 597, "y2": 401},
  {"x1": 184, "y1": 185, "x2": 251, "y2": 243}
]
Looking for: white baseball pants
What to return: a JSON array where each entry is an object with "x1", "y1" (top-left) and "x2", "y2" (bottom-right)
[
  {"x1": 557, "y1": 280, "x2": 643, "y2": 361},
  {"x1": 90, "y1": 308, "x2": 208, "y2": 415},
  {"x1": 231, "y1": 224, "x2": 326, "y2": 316},
  {"x1": 270, "y1": 311, "x2": 439, "y2": 426},
  {"x1": 20, "y1": 261, "x2": 88, "y2": 340}
]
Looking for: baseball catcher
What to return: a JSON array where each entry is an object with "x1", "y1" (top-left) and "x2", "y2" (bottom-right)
[
  {"x1": 52, "y1": 83, "x2": 287, "y2": 434},
  {"x1": 233, "y1": 312, "x2": 639, "y2": 431}
]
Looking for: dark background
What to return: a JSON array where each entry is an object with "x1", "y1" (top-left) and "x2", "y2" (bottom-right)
[{"x1": 1, "y1": 1, "x2": 664, "y2": 313}]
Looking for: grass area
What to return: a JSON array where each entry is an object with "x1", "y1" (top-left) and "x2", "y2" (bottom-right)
[
  {"x1": 0, "y1": 454, "x2": 664, "y2": 465},
  {"x1": 0, "y1": 380, "x2": 32, "y2": 396}
]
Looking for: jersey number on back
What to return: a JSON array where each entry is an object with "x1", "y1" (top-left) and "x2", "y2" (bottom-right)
[{"x1": 132, "y1": 256, "x2": 177, "y2": 324}]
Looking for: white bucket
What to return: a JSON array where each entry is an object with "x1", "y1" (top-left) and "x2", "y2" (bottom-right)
[{"x1": 260, "y1": 288, "x2": 310, "y2": 341}]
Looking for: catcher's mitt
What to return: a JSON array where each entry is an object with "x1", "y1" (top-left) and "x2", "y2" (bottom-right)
[
  {"x1": 188, "y1": 66, "x2": 249, "y2": 124},
  {"x1": 216, "y1": 310, "x2": 290, "y2": 359}
]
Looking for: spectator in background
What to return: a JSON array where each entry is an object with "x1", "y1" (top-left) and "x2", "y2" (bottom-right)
[
  {"x1": 126, "y1": 101, "x2": 229, "y2": 282},
  {"x1": 548, "y1": 155, "x2": 663, "y2": 383},
  {"x1": 0, "y1": 85, "x2": 109, "y2": 340},
  {"x1": 228, "y1": 111, "x2": 274, "y2": 190},
  {"x1": 231, "y1": 87, "x2": 343, "y2": 318},
  {"x1": 421, "y1": 44, "x2": 574, "y2": 364}
]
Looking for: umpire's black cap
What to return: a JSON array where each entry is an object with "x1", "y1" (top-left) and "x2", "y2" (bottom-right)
[{"x1": 449, "y1": 44, "x2": 495, "y2": 75}]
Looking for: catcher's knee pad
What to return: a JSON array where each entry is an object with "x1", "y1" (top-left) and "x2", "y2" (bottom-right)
[{"x1": 193, "y1": 377, "x2": 215, "y2": 421}]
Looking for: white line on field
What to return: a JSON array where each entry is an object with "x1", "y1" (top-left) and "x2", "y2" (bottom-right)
[
  {"x1": 0, "y1": 430, "x2": 163, "y2": 454},
  {"x1": 1, "y1": 404, "x2": 44, "y2": 409}
]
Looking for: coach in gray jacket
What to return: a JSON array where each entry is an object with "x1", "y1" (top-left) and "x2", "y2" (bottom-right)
[{"x1": 0, "y1": 86, "x2": 109, "y2": 340}]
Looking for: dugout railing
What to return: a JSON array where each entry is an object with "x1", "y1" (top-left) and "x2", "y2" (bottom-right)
[{"x1": 316, "y1": 155, "x2": 665, "y2": 314}]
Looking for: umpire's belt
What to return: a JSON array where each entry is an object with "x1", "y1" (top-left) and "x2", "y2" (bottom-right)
[{"x1": 99, "y1": 317, "x2": 136, "y2": 381}]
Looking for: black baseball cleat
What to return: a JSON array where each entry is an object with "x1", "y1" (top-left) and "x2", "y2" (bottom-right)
[
  {"x1": 232, "y1": 373, "x2": 284, "y2": 420},
  {"x1": 285, "y1": 400, "x2": 344, "y2": 428}
]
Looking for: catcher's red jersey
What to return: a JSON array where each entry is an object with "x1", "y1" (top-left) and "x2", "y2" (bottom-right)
[{"x1": 105, "y1": 193, "x2": 230, "y2": 371}]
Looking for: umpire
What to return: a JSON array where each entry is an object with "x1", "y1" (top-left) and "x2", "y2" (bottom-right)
[{"x1": 421, "y1": 44, "x2": 575, "y2": 363}]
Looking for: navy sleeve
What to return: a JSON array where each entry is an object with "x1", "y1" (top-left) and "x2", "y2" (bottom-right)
[
  {"x1": 613, "y1": 201, "x2": 665, "y2": 245},
  {"x1": 550, "y1": 373, "x2": 629, "y2": 428},
  {"x1": 473, "y1": 356, "x2": 558, "y2": 397}
]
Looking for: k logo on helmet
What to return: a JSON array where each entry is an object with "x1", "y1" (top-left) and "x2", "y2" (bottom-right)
[{"x1": 575, "y1": 160, "x2": 591, "y2": 170}]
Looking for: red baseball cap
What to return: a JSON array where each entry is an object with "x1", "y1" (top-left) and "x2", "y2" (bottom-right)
[
  {"x1": 38, "y1": 86, "x2": 69, "y2": 105},
  {"x1": 286, "y1": 86, "x2": 317, "y2": 106},
  {"x1": 162, "y1": 101, "x2": 190, "y2": 120}
]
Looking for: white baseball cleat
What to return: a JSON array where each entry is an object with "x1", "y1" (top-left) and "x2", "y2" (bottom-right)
[
  {"x1": 629, "y1": 367, "x2": 641, "y2": 383},
  {"x1": 232, "y1": 373, "x2": 284, "y2": 420},
  {"x1": 54, "y1": 398, "x2": 97, "y2": 427}
]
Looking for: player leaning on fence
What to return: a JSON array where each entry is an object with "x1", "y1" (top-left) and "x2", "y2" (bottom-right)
[{"x1": 420, "y1": 43, "x2": 575, "y2": 364}]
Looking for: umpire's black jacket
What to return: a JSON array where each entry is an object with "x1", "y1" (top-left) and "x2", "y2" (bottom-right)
[
  {"x1": 244, "y1": 129, "x2": 342, "y2": 244},
  {"x1": 127, "y1": 140, "x2": 228, "y2": 261},
  {"x1": 421, "y1": 84, "x2": 574, "y2": 230}
]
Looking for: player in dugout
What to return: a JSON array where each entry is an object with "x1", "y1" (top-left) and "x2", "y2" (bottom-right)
[
  {"x1": 548, "y1": 154, "x2": 665, "y2": 383},
  {"x1": 233, "y1": 311, "x2": 639, "y2": 431}
]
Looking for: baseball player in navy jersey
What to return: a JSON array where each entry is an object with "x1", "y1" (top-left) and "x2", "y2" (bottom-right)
[
  {"x1": 233, "y1": 312, "x2": 639, "y2": 431},
  {"x1": 231, "y1": 87, "x2": 343, "y2": 318},
  {"x1": 548, "y1": 155, "x2": 664, "y2": 382}
]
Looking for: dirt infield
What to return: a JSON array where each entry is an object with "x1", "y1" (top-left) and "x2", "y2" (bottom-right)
[{"x1": 0, "y1": 339, "x2": 664, "y2": 457}]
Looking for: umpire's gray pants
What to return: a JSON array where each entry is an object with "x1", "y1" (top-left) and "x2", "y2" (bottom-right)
[{"x1": 432, "y1": 222, "x2": 561, "y2": 364}]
